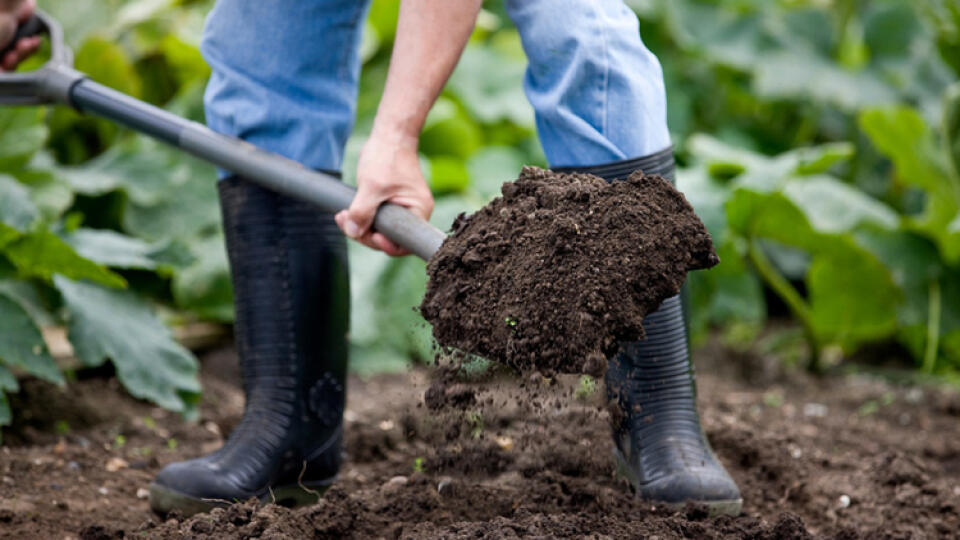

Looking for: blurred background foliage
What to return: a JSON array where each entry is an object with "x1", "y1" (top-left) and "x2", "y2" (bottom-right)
[{"x1": 0, "y1": 0, "x2": 958, "y2": 434}]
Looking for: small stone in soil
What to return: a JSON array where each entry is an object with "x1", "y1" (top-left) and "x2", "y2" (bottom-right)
[{"x1": 381, "y1": 475, "x2": 408, "y2": 493}]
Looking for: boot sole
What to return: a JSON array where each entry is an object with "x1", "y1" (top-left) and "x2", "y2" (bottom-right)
[
  {"x1": 148, "y1": 478, "x2": 334, "y2": 518},
  {"x1": 613, "y1": 448, "x2": 743, "y2": 517}
]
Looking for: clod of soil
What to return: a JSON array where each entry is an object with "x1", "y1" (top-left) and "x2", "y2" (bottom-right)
[{"x1": 420, "y1": 166, "x2": 718, "y2": 375}]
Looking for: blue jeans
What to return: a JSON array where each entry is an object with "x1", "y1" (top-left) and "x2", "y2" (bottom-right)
[{"x1": 201, "y1": 0, "x2": 670, "y2": 171}]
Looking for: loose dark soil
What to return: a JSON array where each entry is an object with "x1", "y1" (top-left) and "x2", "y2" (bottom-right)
[
  {"x1": 2, "y1": 338, "x2": 958, "y2": 538},
  {"x1": 420, "y1": 167, "x2": 718, "y2": 375}
]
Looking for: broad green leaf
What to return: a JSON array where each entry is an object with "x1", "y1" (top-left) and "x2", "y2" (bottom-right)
[
  {"x1": 12, "y1": 165, "x2": 75, "y2": 219},
  {"x1": 760, "y1": 240, "x2": 811, "y2": 281},
  {"x1": 60, "y1": 138, "x2": 190, "y2": 206},
  {"x1": 467, "y1": 146, "x2": 526, "y2": 200},
  {"x1": 111, "y1": 0, "x2": 177, "y2": 35},
  {"x1": 782, "y1": 176, "x2": 899, "y2": 234},
  {"x1": 63, "y1": 229, "x2": 159, "y2": 270},
  {"x1": 692, "y1": 242, "x2": 766, "y2": 328},
  {"x1": 863, "y1": 3, "x2": 921, "y2": 60},
  {"x1": 856, "y1": 227, "x2": 960, "y2": 367},
  {"x1": 1, "y1": 228, "x2": 125, "y2": 288},
  {"x1": 121, "y1": 159, "x2": 220, "y2": 242},
  {"x1": 726, "y1": 188, "x2": 821, "y2": 251},
  {"x1": 0, "y1": 108, "x2": 48, "y2": 170},
  {"x1": 786, "y1": 143, "x2": 856, "y2": 176},
  {"x1": 0, "y1": 364, "x2": 17, "y2": 392},
  {"x1": 860, "y1": 106, "x2": 960, "y2": 262},
  {"x1": 689, "y1": 135, "x2": 856, "y2": 182},
  {"x1": 0, "y1": 292, "x2": 63, "y2": 385},
  {"x1": 367, "y1": 0, "x2": 400, "y2": 44},
  {"x1": 172, "y1": 233, "x2": 233, "y2": 322},
  {"x1": 430, "y1": 193, "x2": 483, "y2": 236},
  {"x1": 0, "y1": 224, "x2": 18, "y2": 249},
  {"x1": 428, "y1": 157, "x2": 470, "y2": 194},
  {"x1": 42, "y1": 0, "x2": 127, "y2": 47},
  {"x1": 678, "y1": 165, "x2": 733, "y2": 244},
  {"x1": 860, "y1": 107, "x2": 950, "y2": 192},
  {"x1": 419, "y1": 112, "x2": 483, "y2": 160},
  {"x1": 54, "y1": 277, "x2": 200, "y2": 413},
  {"x1": 0, "y1": 279, "x2": 56, "y2": 327},
  {"x1": 448, "y1": 46, "x2": 533, "y2": 126},
  {"x1": 665, "y1": 2, "x2": 769, "y2": 70},
  {"x1": 157, "y1": 34, "x2": 212, "y2": 87},
  {"x1": 75, "y1": 38, "x2": 143, "y2": 98},
  {"x1": 348, "y1": 244, "x2": 393, "y2": 348},
  {"x1": 808, "y1": 244, "x2": 901, "y2": 350},
  {"x1": 754, "y1": 50, "x2": 897, "y2": 111},
  {"x1": 0, "y1": 175, "x2": 40, "y2": 230},
  {"x1": 855, "y1": 229, "x2": 942, "y2": 308},
  {"x1": 348, "y1": 244, "x2": 431, "y2": 367},
  {"x1": 687, "y1": 135, "x2": 771, "y2": 179}
]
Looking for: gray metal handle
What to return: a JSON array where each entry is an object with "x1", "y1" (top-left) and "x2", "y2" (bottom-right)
[
  {"x1": 0, "y1": 11, "x2": 446, "y2": 261},
  {"x1": 0, "y1": 10, "x2": 80, "y2": 106}
]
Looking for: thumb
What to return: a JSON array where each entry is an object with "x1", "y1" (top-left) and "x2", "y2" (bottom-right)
[{"x1": 341, "y1": 183, "x2": 382, "y2": 239}]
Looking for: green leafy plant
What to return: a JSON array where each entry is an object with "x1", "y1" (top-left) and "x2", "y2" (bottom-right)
[
  {"x1": 0, "y1": 106, "x2": 203, "y2": 438},
  {"x1": 682, "y1": 84, "x2": 960, "y2": 373},
  {"x1": 574, "y1": 375, "x2": 597, "y2": 400},
  {"x1": 0, "y1": 1, "x2": 214, "y2": 439}
]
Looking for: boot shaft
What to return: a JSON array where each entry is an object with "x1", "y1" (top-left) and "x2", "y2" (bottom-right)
[{"x1": 218, "y1": 176, "x2": 349, "y2": 473}]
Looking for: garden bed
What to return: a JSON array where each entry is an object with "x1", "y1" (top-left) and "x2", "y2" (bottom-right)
[{"x1": 0, "y1": 340, "x2": 958, "y2": 538}]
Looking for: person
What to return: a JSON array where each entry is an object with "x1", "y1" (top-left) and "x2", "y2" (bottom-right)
[{"x1": 2, "y1": 0, "x2": 742, "y2": 518}]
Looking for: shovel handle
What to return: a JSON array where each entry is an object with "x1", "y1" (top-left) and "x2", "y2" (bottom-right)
[
  {"x1": 0, "y1": 12, "x2": 447, "y2": 260},
  {"x1": 1, "y1": 14, "x2": 44, "y2": 58}
]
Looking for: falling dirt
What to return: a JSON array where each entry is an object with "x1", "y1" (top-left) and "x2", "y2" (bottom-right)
[
  {"x1": 1, "y1": 339, "x2": 958, "y2": 538},
  {"x1": 420, "y1": 166, "x2": 718, "y2": 376}
]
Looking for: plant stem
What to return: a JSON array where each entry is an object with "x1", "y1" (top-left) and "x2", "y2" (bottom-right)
[
  {"x1": 923, "y1": 278, "x2": 942, "y2": 374},
  {"x1": 746, "y1": 238, "x2": 822, "y2": 372}
]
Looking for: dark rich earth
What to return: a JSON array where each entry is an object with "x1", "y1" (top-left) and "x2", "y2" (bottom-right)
[
  {"x1": 1, "y1": 338, "x2": 958, "y2": 538},
  {"x1": 420, "y1": 166, "x2": 718, "y2": 376}
]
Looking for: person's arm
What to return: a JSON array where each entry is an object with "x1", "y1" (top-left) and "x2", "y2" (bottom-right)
[
  {"x1": 334, "y1": 0, "x2": 482, "y2": 256},
  {"x1": 0, "y1": 0, "x2": 40, "y2": 71}
]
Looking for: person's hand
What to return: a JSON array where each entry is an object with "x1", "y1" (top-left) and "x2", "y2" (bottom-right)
[
  {"x1": 0, "y1": 0, "x2": 40, "y2": 72},
  {"x1": 334, "y1": 130, "x2": 434, "y2": 257}
]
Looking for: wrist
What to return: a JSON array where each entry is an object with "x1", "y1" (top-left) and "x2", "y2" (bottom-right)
[{"x1": 369, "y1": 121, "x2": 420, "y2": 153}]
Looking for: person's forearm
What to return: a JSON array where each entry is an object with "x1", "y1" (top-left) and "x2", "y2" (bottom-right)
[{"x1": 371, "y1": 0, "x2": 482, "y2": 147}]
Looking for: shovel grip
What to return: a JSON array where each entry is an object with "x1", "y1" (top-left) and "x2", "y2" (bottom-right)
[{"x1": 1, "y1": 14, "x2": 44, "y2": 58}]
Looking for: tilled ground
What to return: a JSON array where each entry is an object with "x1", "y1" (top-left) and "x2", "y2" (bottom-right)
[{"x1": 1, "y1": 340, "x2": 958, "y2": 539}]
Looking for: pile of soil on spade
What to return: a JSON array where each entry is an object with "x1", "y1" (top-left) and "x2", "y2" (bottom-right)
[
  {"x1": 2, "y1": 339, "x2": 959, "y2": 538},
  {"x1": 420, "y1": 166, "x2": 718, "y2": 376}
]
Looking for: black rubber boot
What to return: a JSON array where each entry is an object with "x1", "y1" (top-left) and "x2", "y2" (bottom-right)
[
  {"x1": 555, "y1": 148, "x2": 742, "y2": 516},
  {"x1": 149, "y1": 175, "x2": 350, "y2": 517}
]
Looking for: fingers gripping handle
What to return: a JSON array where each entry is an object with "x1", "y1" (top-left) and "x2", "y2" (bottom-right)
[
  {"x1": 1, "y1": 15, "x2": 44, "y2": 58},
  {"x1": 0, "y1": 10, "x2": 80, "y2": 107}
]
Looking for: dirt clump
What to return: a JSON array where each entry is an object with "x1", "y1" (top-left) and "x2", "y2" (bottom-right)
[{"x1": 420, "y1": 166, "x2": 718, "y2": 375}]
